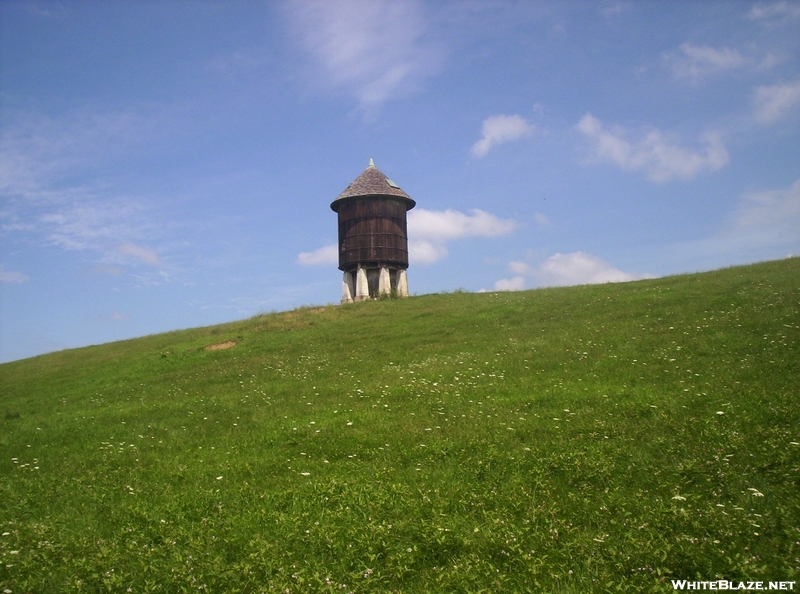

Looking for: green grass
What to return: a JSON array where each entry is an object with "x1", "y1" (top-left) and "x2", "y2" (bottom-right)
[{"x1": 1, "y1": 258, "x2": 799, "y2": 593}]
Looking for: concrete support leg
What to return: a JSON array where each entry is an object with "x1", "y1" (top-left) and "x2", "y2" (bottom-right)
[
  {"x1": 341, "y1": 271, "x2": 354, "y2": 304},
  {"x1": 397, "y1": 269, "x2": 409, "y2": 297},
  {"x1": 378, "y1": 267, "x2": 391, "y2": 297},
  {"x1": 355, "y1": 267, "x2": 370, "y2": 302}
]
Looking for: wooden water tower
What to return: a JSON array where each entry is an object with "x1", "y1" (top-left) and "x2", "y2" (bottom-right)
[{"x1": 331, "y1": 159, "x2": 415, "y2": 303}]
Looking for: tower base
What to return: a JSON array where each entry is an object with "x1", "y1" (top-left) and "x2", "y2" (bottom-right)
[{"x1": 341, "y1": 266, "x2": 408, "y2": 304}]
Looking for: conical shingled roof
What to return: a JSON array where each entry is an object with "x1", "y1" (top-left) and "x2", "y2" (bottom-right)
[{"x1": 330, "y1": 159, "x2": 415, "y2": 212}]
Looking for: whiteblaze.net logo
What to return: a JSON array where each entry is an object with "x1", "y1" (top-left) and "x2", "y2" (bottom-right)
[{"x1": 671, "y1": 581, "x2": 795, "y2": 591}]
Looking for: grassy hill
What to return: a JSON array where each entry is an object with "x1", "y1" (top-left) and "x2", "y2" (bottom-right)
[{"x1": 1, "y1": 258, "x2": 798, "y2": 593}]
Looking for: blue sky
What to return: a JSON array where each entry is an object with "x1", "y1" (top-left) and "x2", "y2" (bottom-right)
[{"x1": 1, "y1": 0, "x2": 799, "y2": 362}]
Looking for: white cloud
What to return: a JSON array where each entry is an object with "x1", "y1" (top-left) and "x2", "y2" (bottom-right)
[
  {"x1": 471, "y1": 114, "x2": 534, "y2": 158},
  {"x1": 535, "y1": 252, "x2": 642, "y2": 286},
  {"x1": 408, "y1": 239, "x2": 449, "y2": 265},
  {"x1": 297, "y1": 243, "x2": 338, "y2": 266},
  {"x1": 285, "y1": 0, "x2": 442, "y2": 110},
  {"x1": 746, "y1": 1, "x2": 800, "y2": 23},
  {"x1": 576, "y1": 113, "x2": 728, "y2": 182},
  {"x1": 408, "y1": 208, "x2": 517, "y2": 264},
  {"x1": 0, "y1": 265, "x2": 29, "y2": 284},
  {"x1": 408, "y1": 208, "x2": 517, "y2": 243},
  {"x1": 664, "y1": 43, "x2": 747, "y2": 80},
  {"x1": 494, "y1": 276, "x2": 526, "y2": 292},
  {"x1": 754, "y1": 80, "x2": 800, "y2": 124},
  {"x1": 492, "y1": 252, "x2": 650, "y2": 290}
]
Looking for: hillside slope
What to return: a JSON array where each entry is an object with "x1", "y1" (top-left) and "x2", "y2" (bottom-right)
[{"x1": 1, "y1": 259, "x2": 799, "y2": 592}]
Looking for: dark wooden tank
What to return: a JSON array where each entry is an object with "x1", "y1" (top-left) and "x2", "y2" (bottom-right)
[
  {"x1": 334, "y1": 196, "x2": 410, "y2": 272},
  {"x1": 331, "y1": 161, "x2": 415, "y2": 274}
]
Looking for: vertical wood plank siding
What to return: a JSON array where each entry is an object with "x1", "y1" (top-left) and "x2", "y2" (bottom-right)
[{"x1": 337, "y1": 197, "x2": 410, "y2": 271}]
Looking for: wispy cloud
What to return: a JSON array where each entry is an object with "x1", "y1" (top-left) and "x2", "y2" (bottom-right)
[
  {"x1": 600, "y1": 1, "x2": 631, "y2": 18},
  {"x1": 492, "y1": 252, "x2": 651, "y2": 291},
  {"x1": 0, "y1": 265, "x2": 29, "y2": 284},
  {"x1": 724, "y1": 178, "x2": 800, "y2": 248},
  {"x1": 115, "y1": 243, "x2": 163, "y2": 266},
  {"x1": 297, "y1": 207, "x2": 517, "y2": 267},
  {"x1": 746, "y1": 1, "x2": 800, "y2": 24},
  {"x1": 471, "y1": 114, "x2": 534, "y2": 158},
  {"x1": 753, "y1": 80, "x2": 800, "y2": 124},
  {"x1": 285, "y1": 0, "x2": 443, "y2": 110},
  {"x1": 0, "y1": 109, "x2": 174, "y2": 276},
  {"x1": 32, "y1": 196, "x2": 155, "y2": 253},
  {"x1": 663, "y1": 43, "x2": 747, "y2": 80},
  {"x1": 671, "y1": 178, "x2": 800, "y2": 266},
  {"x1": 576, "y1": 113, "x2": 728, "y2": 182},
  {"x1": 0, "y1": 110, "x2": 164, "y2": 199},
  {"x1": 662, "y1": 42, "x2": 781, "y2": 83}
]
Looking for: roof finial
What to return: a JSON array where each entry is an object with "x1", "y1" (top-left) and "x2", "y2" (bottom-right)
[{"x1": 368, "y1": 157, "x2": 375, "y2": 168}]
